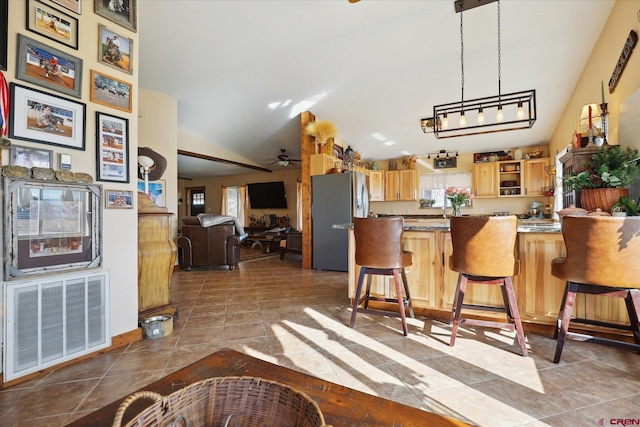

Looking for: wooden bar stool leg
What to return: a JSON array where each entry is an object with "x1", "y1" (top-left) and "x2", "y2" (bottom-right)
[
  {"x1": 554, "y1": 281, "x2": 578, "y2": 363},
  {"x1": 350, "y1": 268, "x2": 367, "y2": 328},
  {"x1": 626, "y1": 289, "x2": 640, "y2": 350},
  {"x1": 401, "y1": 268, "x2": 415, "y2": 319},
  {"x1": 450, "y1": 274, "x2": 467, "y2": 346},
  {"x1": 553, "y1": 282, "x2": 570, "y2": 340},
  {"x1": 363, "y1": 273, "x2": 373, "y2": 310},
  {"x1": 393, "y1": 269, "x2": 408, "y2": 336},
  {"x1": 504, "y1": 277, "x2": 528, "y2": 357},
  {"x1": 449, "y1": 274, "x2": 462, "y2": 325}
]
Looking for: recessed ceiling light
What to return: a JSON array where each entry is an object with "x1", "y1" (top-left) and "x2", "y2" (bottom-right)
[
  {"x1": 383, "y1": 140, "x2": 396, "y2": 146},
  {"x1": 371, "y1": 133, "x2": 387, "y2": 142}
]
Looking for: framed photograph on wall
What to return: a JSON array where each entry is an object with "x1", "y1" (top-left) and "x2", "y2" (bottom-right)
[
  {"x1": 90, "y1": 70, "x2": 132, "y2": 113},
  {"x1": 138, "y1": 179, "x2": 165, "y2": 207},
  {"x1": 16, "y1": 34, "x2": 83, "y2": 98},
  {"x1": 96, "y1": 111, "x2": 129, "y2": 182},
  {"x1": 9, "y1": 144, "x2": 53, "y2": 168},
  {"x1": 0, "y1": 0, "x2": 7, "y2": 71},
  {"x1": 27, "y1": 0, "x2": 79, "y2": 50},
  {"x1": 58, "y1": 152, "x2": 71, "y2": 169},
  {"x1": 9, "y1": 82, "x2": 86, "y2": 150},
  {"x1": 94, "y1": 0, "x2": 136, "y2": 32},
  {"x1": 105, "y1": 189, "x2": 133, "y2": 209},
  {"x1": 48, "y1": 0, "x2": 81, "y2": 15},
  {"x1": 98, "y1": 24, "x2": 133, "y2": 74}
]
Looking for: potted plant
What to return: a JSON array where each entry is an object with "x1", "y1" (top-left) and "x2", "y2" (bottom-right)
[
  {"x1": 564, "y1": 146, "x2": 640, "y2": 212},
  {"x1": 611, "y1": 196, "x2": 639, "y2": 217}
]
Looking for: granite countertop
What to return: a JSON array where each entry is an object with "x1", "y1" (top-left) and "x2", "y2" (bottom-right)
[{"x1": 333, "y1": 219, "x2": 562, "y2": 233}]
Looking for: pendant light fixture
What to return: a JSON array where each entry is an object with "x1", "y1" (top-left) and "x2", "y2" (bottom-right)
[{"x1": 421, "y1": 0, "x2": 536, "y2": 138}]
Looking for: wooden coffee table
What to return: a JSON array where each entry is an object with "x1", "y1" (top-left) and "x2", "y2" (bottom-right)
[
  {"x1": 247, "y1": 234, "x2": 285, "y2": 253},
  {"x1": 67, "y1": 348, "x2": 473, "y2": 427}
]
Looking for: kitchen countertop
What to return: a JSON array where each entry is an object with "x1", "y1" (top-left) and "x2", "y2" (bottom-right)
[{"x1": 333, "y1": 218, "x2": 562, "y2": 233}]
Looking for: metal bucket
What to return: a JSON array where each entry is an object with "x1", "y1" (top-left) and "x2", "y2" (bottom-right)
[{"x1": 141, "y1": 314, "x2": 173, "y2": 339}]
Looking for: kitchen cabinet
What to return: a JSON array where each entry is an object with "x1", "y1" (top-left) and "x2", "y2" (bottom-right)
[
  {"x1": 473, "y1": 162, "x2": 498, "y2": 197},
  {"x1": 384, "y1": 169, "x2": 416, "y2": 201},
  {"x1": 498, "y1": 160, "x2": 523, "y2": 197},
  {"x1": 523, "y1": 158, "x2": 550, "y2": 197},
  {"x1": 368, "y1": 170, "x2": 385, "y2": 201}
]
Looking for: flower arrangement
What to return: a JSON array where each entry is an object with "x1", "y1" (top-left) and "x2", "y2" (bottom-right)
[
  {"x1": 304, "y1": 120, "x2": 337, "y2": 144},
  {"x1": 446, "y1": 186, "x2": 473, "y2": 216}
]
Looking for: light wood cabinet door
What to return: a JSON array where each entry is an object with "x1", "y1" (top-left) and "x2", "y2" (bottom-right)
[
  {"x1": 519, "y1": 233, "x2": 568, "y2": 322},
  {"x1": 384, "y1": 170, "x2": 416, "y2": 201},
  {"x1": 368, "y1": 171, "x2": 385, "y2": 201},
  {"x1": 398, "y1": 170, "x2": 417, "y2": 200},
  {"x1": 524, "y1": 158, "x2": 550, "y2": 197},
  {"x1": 310, "y1": 154, "x2": 334, "y2": 176},
  {"x1": 384, "y1": 170, "x2": 400, "y2": 200},
  {"x1": 390, "y1": 231, "x2": 439, "y2": 308},
  {"x1": 473, "y1": 162, "x2": 498, "y2": 197}
]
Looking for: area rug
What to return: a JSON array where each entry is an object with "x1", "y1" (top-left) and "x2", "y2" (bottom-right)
[{"x1": 239, "y1": 245, "x2": 279, "y2": 262}]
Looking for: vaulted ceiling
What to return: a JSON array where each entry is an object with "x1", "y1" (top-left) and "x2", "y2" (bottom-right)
[{"x1": 138, "y1": 0, "x2": 615, "y2": 178}]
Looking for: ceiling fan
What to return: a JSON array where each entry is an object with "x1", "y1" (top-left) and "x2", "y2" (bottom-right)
[{"x1": 268, "y1": 149, "x2": 300, "y2": 167}]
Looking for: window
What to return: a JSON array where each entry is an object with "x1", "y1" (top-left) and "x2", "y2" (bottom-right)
[
  {"x1": 419, "y1": 171, "x2": 472, "y2": 208},
  {"x1": 192, "y1": 192, "x2": 204, "y2": 205},
  {"x1": 225, "y1": 186, "x2": 241, "y2": 218}
]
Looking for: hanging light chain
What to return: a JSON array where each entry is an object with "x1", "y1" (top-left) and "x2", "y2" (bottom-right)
[
  {"x1": 460, "y1": 5, "x2": 464, "y2": 103},
  {"x1": 497, "y1": 0, "x2": 501, "y2": 97}
]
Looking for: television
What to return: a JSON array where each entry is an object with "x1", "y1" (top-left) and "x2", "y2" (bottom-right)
[{"x1": 247, "y1": 181, "x2": 287, "y2": 209}]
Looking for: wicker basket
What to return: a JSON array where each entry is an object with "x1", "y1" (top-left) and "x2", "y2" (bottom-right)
[
  {"x1": 580, "y1": 188, "x2": 628, "y2": 213},
  {"x1": 113, "y1": 376, "x2": 330, "y2": 427}
]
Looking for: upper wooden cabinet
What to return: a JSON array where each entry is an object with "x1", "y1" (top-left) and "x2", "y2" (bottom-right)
[
  {"x1": 368, "y1": 170, "x2": 385, "y2": 201},
  {"x1": 474, "y1": 158, "x2": 551, "y2": 198},
  {"x1": 384, "y1": 169, "x2": 416, "y2": 201},
  {"x1": 473, "y1": 162, "x2": 498, "y2": 197},
  {"x1": 523, "y1": 158, "x2": 550, "y2": 197}
]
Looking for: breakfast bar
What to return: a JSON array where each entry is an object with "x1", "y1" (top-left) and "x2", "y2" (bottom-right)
[{"x1": 345, "y1": 218, "x2": 631, "y2": 330}]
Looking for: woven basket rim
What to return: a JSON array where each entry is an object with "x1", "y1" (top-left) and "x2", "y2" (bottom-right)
[{"x1": 114, "y1": 375, "x2": 330, "y2": 427}]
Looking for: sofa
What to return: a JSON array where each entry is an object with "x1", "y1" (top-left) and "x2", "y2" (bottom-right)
[{"x1": 177, "y1": 215, "x2": 248, "y2": 270}]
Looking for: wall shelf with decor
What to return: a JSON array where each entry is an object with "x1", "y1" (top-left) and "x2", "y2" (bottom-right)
[{"x1": 309, "y1": 154, "x2": 368, "y2": 176}]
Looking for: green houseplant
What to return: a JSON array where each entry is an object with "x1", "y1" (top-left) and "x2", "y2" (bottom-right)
[{"x1": 564, "y1": 146, "x2": 640, "y2": 212}]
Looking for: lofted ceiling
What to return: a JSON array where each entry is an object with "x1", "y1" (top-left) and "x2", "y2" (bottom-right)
[{"x1": 138, "y1": 0, "x2": 615, "y2": 179}]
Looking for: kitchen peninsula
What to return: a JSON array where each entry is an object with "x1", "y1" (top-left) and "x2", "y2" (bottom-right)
[{"x1": 346, "y1": 217, "x2": 630, "y2": 332}]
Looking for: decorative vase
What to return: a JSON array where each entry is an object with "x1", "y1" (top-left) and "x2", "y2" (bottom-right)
[
  {"x1": 452, "y1": 204, "x2": 462, "y2": 217},
  {"x1": 408, "y1": 161, "x2": 415, "y2": 169}
]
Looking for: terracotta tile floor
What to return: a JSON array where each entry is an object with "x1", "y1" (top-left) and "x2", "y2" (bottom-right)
[{"x1": 1, "y1": 255, "x2": 640, "y2": 426}]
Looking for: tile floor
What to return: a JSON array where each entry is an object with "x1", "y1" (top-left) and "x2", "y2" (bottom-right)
[{"x1": 1, "y1": 254, "x2": 639, "y2": 427}]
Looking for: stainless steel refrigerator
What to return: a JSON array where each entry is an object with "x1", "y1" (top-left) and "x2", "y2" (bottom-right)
[{"x1": 312, "y1": 171, "x2": 369, "y2": 271}]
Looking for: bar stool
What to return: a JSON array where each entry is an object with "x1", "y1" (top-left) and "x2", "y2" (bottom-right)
[
  {"x1": 449, "y1": 215, "x2": 528, "y2": 356},
  {"x1": 349, "y1": 216, "x2": 414, "y2": 336},
  {"x1": 551, "y1": 216, "x2": 640, "y2": 363}
]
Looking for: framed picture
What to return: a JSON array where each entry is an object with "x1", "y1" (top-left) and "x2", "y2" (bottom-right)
[
  {"x1": 0, "y1": 0, "x2": 7, "y2": 71},
  {"x1": 9, "y1": 144, "x2": 53, "y2": 168},
  {"x1": 48, "y1": 0, "x2": 81, "y2": 15},
  {"x1": 96, "y1": 111, "x2": 129, "y2": 182},
  {"x1": 90, "y1": 70, "x2": 132, "y2": 113},
  {"x1": 9, "y1": 82, "x2": 86, "y2": 150},
  {"x1": 95, "y1": 0, "x2": 137, "y2": 32},
  {"x1": 27, "y1": 0, "x2": 79, "y2": 50},
  {"x1": 98, "y1": 24, "x2": 133, "y2": 74},
  {"x1": 434, "y1": 156, "x2": 457, "y2": 169},
  {"x1": 58, "y1": 152, "x2": 71, "y2": 170},
  {"x1": 16, "y1": 34, "x2": 83, "y2": 98},
  {"x1": 105, "y1": 189, "x2": 133, "y2": 209},
  {"x1": 138, "y1": 179, "x2": 165, "y2": 207}
]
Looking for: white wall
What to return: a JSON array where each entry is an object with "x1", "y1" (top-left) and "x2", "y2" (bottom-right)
[{"x1": 4, "y1": 0, "x2": 140, "y2": 337}]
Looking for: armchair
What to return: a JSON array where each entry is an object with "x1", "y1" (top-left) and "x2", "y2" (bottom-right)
[
  {"x1": 177, "y1": 214, "x2": 248, "y2": 270},
  {"x1": 279, "y1": 231, "x2": 302, "y2": 261}
]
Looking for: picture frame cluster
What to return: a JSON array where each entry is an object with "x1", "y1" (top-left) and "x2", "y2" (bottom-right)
[{"x1": 3, "y1": 0, "x2": 140, "y2": 197}]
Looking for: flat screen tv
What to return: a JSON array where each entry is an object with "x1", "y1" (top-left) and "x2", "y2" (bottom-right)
[{"x1": 247, "y1": 181, "x2": 287, "y2": 209}]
